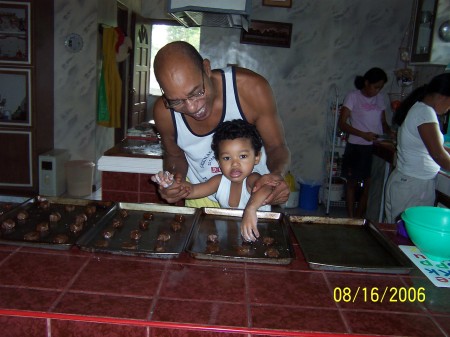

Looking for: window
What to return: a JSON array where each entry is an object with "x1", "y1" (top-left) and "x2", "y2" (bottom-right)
[{"x1": 149, "y1": 21, "x2": 200, "y2": 95}]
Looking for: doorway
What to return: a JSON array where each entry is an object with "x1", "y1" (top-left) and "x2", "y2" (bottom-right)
[
  {"x1": 115, "y1": 2, "x2": 129, "y2": 144},
  {"x1": 128, "y1": 13, "x2": 151, "y2": 130}
]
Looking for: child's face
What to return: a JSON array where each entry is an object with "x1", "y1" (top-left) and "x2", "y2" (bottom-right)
[{"x1": 217, "y1": 138, "x2": 260, "y2": 183}]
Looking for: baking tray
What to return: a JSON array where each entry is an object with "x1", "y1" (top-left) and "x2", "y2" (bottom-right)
[
  {"x1": 0, "y1": 196, "x2": 31, "y2": 216},
  {"x1": 76, "y1": 203, "x2": 198, "y2": 259},
  {"x1": 287, "y1": 215, "x2": 413, "y2": 274},
  {"x1": 186, "y1": 208, "x2": 294, "y2": 265},
  {"x1": 0, "y1": 196, "x2": 115, "y2": 250}
]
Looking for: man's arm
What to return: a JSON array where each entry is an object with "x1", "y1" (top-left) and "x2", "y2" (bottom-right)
[
  {"x1": 153, "y1": 98, "x2": 190, "y2": 203},
  {"x1": 235, "y1": 68, "x2": 291, "y2": 204},
  {"x1": 154, "y1": 98, "x2": 188, "y2": 176}
]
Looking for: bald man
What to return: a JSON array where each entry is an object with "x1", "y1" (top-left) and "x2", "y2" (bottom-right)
[{"x1": 152, "y1": 41, "x2": 291, "y2": 208}]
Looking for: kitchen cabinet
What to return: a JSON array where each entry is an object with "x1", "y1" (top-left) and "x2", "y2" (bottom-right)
[
  {"x1": 98, "y1": 138, "x2": 173, "y2": 204},
  {"x1": 436, "y1": 170, "x2": 450, "y2": 207},
  {"x1": 410, "y1": 0, "x2": 450, "y2": 65},
  {"x1": 366, "y1": 140, "x2": 396, "y2": 223},
  {"x1": 0, "y1": 0, "x2": 54, "y2": 196}
]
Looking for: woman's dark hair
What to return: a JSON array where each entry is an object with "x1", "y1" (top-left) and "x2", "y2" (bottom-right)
[
  {"x1": 354, "y1": 67, "x2": 388, "y2": 90},
  {"x1": 393, "y1": 73, "x2": 450, "y2": 126},
  {"x1": 211, "y1": 119, "x2": 263, "y2": 159}
]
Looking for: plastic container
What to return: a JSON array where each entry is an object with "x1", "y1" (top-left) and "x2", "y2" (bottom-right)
[
  {"x1": 65, "y1": 160, "x2": 95, "y2": 197},
  {"x1": 401, "y1": 206, "x2": 450, "y2": 262},
  {"x1": 280, "y1": 191, "x2": 299, "y2": 209},
  {"x1": 280, "y1": 171, "x2": 299, "y2": 208},
  {"x1": 396, "y1": 220, "x2": 409, "y2": 239},
  {"x1": 299, "y1": 183, "x2": 321, "y2": 210},
  {"x1": 325, "y1": 177, "x2": 344, "y2": 202}
]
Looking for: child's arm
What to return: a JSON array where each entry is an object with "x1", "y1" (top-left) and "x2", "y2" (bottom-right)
[
  {"x1": 241, "y1": 173, "x2": 280, "y2": 242},
  {"x1": 152, "y1": 171, "x2": 221, "y2": 200},
  {"x1": 183, "y1": 175, "x2": 222, "y2": 200}
]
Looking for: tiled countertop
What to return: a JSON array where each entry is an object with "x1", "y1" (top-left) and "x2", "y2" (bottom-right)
[
  {"x1": 0, "y1": 223, "x2": 449, "y2": 337},
  {"x1": 104, "y1": 138, "x2": 162, "y2": 158},
  {"x1": 98, "y1": 138, "x2": 163, "y2": 175}
]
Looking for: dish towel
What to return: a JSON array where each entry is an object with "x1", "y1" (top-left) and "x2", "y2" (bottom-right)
[{"x1": 97, "y1": 27, "x2": 122, "y2": 128}]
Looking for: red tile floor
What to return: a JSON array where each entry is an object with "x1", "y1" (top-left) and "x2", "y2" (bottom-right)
[{"x1": 0, "y1": 223, "x2": 449, "y2": 337}]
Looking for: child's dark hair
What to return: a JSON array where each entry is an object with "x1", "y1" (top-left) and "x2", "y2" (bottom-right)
[
  {"x1": 393, "y1": 73, "x2": 450, "y2": 126},
  {"x1": 211, "y1": 119, "x2": 263, "y2": 159},
  {"x1": 354, "y1": 67, "x2": 388, "y2": 90}
]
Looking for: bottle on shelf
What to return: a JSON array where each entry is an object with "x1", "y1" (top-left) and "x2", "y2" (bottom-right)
[
  {"x1": 340, "y1": 132, "x2": 347, "y2": 147},
  {"x1": 334, "y1": 131, "x2": 348, "y2": 148}
]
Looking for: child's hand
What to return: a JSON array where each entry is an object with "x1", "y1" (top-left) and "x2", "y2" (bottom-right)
[
  {"x1": 151, "y1": 171, "x2": 174, "y2": 188},
  {"x1": 241, "y1": 209, "x2": 259, "y2": 242}
]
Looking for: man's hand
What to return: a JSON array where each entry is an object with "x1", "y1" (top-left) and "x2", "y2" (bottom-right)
[
  {"x1": 153, "y1": 172, "x2": 190, "y2": 204},
  {"x1": 252, "y1": 173, "x2": 289, "y2": 205}
]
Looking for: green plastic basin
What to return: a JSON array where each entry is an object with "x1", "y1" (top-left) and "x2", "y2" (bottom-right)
[{"x1": 401, "y1": 206, "x2": 450, "y2": 262}]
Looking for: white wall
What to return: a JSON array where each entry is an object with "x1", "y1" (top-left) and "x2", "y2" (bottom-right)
[{"x1": 54, "y1": 0, "x2": 140, "y2": 188}]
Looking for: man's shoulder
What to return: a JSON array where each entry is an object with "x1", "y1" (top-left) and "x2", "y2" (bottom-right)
[
  {"x1": 234, "y1": 67, "x2": 265, "y2": 80},
  {"x1": 233, "y1": 67, "x2": 271, "y2": 98}
]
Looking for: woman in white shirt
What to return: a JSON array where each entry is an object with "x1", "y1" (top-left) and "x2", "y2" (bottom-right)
[{"x1": 385, "y1": 73, "x2": 450, "y2": 223}]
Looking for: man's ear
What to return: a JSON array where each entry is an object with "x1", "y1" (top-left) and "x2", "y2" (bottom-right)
[{"x1": 203, "y1": 59, "x2": 212, "y2": 75}]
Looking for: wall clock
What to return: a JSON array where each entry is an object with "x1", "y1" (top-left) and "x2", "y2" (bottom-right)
[
  {"x1": 439, "y1": 20, "x2": 450, "y2": 42},
  {"x1": 64, "y1": 33, "x2": 83, "y2": 53}
]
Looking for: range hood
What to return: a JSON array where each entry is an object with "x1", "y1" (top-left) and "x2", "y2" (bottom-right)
[{"x1": 167, "y1": 0, "x2": 251, "y2": 30}]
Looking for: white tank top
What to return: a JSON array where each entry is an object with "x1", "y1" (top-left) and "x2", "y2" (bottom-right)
[
  {"x1": 172, "y1": 66, "x2": 269, "y2": 202},
  {"x1": 215, "y1": 175, "x2": 271, "y2": 211}
]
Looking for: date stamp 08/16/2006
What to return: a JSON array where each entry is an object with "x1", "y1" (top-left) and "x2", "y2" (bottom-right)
[{"x1": 333, "y1": 287, "x2": 426, "y2": 303}]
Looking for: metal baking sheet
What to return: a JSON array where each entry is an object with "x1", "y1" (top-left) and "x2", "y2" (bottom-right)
[
  {"x1": 186, "y1": 208, "x2": 294, "y2": 265},
  {"x1": 76, "y1": 203, "x2": 198, "y2": 259},
  {"x1": 0, "y1": 196, "x2": 30, "y2": 216},
  {"x1": 0, "y1": 196, "x2": 116, "y2": 250},
  {"x1": 288, "y1": 216, "x2": 413, "y2": 274}
]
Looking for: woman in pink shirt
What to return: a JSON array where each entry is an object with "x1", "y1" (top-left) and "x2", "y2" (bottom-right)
[{"x1": 338, "y1": 67, "x2": 392, "y2": 218}]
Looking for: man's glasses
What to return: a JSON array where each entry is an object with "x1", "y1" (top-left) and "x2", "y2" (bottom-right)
[{"x1": 161, "y1": 72, "x2": 205, "y2": 110}]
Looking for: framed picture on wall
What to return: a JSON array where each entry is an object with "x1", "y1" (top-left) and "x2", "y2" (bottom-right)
[
  {"x1": 0, "y1": 1, "x2": 30, "y2": 64},
  {"x1": 0, "y1": 68, "x2": 31, "y2": 126},
  {"x1": 262, "y1": 0, "x2": 292, "y2": 8},
  {"x1": 240, "y1": 20, "x2": 293, "y2": 48}
]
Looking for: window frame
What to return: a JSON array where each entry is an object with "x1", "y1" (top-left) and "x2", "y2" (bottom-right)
[{"x1": 148, "y1": 19, "x2": 201, "y2": 96}]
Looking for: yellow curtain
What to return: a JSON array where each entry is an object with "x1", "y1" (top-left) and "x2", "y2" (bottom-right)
[{"x1": 97, "y1": 27, "x2": 122, "y2": 128}]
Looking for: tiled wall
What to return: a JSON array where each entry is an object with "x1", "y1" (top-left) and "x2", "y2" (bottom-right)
[{"x1": 101, "y1": 171, "x2": 167, "y2": 203}]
